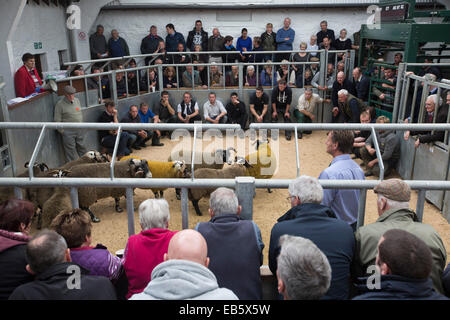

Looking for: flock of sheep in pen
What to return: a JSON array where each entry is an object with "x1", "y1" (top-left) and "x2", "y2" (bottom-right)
[{"x1": 0, "y1": 139, "x2": 276, "y2": 228}]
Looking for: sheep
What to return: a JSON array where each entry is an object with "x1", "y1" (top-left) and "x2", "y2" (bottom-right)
[
  {"x1": 168, "y1": 147, "x2": 237, "y2": 199},
  {"x1": 188, "y1": 158, "x2": 251, "y2": 216},
  {"x1": 121, "y1": 155, "x2": 187, "y2": 199},
  {"x1": 245, "y1": 139, "x2": 277, "y2": 193},
  {"x1": 40, "y1": 158, "x2": 152, "y2": 227},
  {"x1": 58, "y1": 150, "x2": 111, "y2": 170}
]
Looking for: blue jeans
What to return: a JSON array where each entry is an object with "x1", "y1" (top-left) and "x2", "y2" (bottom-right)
[{"x1": 101, "y1": 132, "x2": 131, "y2": 156}]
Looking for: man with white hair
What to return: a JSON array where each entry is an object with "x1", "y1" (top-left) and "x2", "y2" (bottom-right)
[
  {"x1": 123, "y1": 199, "x2": 177, "y2": 299},
  {"x1": 269, "y1": 176, "x2": 355, "y2": 300},
  {"x1": 354, "y1": 178, "x2": 447, "y2": 295},
  {"x1": 335, "y1": 88, "x2": 366, "y2": 123},
  {"x1": 276, "y1": 235, "x2": 332, "y2": 300},
  {"x1": 331, "y1": 71, "x2": 356, "y2": 121},
  {"x1": 195, "y1": 187, "x2": 264, "y2": 300},
  {"x1": 404, "y1": 93, "x2": 449, "y2": 148}
]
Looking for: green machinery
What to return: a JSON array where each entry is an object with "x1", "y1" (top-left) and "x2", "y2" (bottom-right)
[{"x1": 358, "y1": 0, "x2": 450, "y2": 118}]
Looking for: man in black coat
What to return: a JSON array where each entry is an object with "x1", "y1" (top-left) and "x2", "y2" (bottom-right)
[
  {"x1": 352, "y1": 67, "x2": 370, "y2": 102},
  {"x1": 331, "y1": 71, "x2": 357, "y2": 121},
  {"x1": 9, "y1": 230, "x2": 116, "y2": 300},
  {"x1": 226, "y1": 92, "x2": 248, "y2": 130},
  {"x1": 271, "y1": 80, "x2": 293, "y2": 140},
  {"x1": 269, "y1": 176, "x2": 355, "y2": 300},
  {"x1": 186, "y1": 20, "x2": 208, "y2": 52},
  {"x1": 353, "y1": 229, "x2": 449, "y2": 300},
  {"x1": 316, "y1": 20, "x2": 335, "y2": 46},
  {"x1": 140, "y1": 25, "x2": 164, "y2": 65}
]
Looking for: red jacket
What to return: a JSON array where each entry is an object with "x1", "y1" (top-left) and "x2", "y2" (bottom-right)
[
  {"x1": 14, "y1": 65, "x2": 43, "y2": 98},
  {"x1": 123, "y1": 228, "x2": 177, "y2": 299}
]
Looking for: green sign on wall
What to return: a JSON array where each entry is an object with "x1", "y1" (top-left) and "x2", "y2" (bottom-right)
[{"x1": 33, "y1": 42, "x2": 42, "y2": 50}]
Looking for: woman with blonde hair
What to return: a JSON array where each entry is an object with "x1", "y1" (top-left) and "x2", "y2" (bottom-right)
[{"x1": 163, "y1": 66, "x2": 178, "y2": 88}]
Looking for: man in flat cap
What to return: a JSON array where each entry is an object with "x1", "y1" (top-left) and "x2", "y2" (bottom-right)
[
  {"x1": 54, "y1": 85, "x2": 87, "y2": 162},
  {"x1": 352, "y1": 178, "x2": 447, "y2": 295}
]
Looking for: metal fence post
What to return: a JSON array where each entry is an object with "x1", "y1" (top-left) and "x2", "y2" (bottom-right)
[
  {"x1": 356, "y1": 188, "x2": 367, "y2": 229},
  {"x1": 181, "y1": 187, "x2": 189, "y2": 229},
  {"x1": 235, "y1": 176, "x2": 255, "y2": 220},
  {"x1": 392, "y1": 63, "x2": 405, "y2": 123},
  {"x1": 70, "y1": 187, "x2": 79, "y2": 209},
  {"x1": 126, "y1": 187, "x2": 135, "y2": 237},
  {"x1": 14, "y1": 187, "x2": 22, "y2": 199},
  {"x1": 416, "y1": 189, "x2": 426, "y2": 222}
]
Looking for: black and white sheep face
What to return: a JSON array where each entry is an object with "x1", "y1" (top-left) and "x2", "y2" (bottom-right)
[
  {"x1": 85, "y1": 151, "x2": 97, "y2": 160},
  {"x1": 49, "y1": 169, "x2": 70, "y2": 178},
  {"x1": 24, "y1": 162, "x2": 49, "y2": 172},
  {"x1": 129, "y1": 159, "x2": 152, "y2": 178},
  {"x1": 236, "y1": 157, "x2": 253, "y2": 169},
  {"x1": 172, "y1": 160, "x2": 187, "y2": 177},
  {"x1": 225, "y1": 147, "x2": 238, "y2": 165}
]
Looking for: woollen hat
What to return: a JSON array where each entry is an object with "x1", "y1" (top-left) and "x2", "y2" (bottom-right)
[
  {"x1": 374, "y1": 178, "x2": 411, "y2": 202},
  {"x1": 64, "y1": 85, "x2": 76, "y2": 94}
]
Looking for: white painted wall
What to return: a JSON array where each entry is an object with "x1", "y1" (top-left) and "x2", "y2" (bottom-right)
[{"x1": 94, "y1": 7, "x2": 370, "y2": 57}]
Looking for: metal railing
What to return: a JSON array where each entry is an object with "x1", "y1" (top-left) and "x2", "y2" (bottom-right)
[{"x1": 1, "y1": 121, "x2": 449, "y2": 236}]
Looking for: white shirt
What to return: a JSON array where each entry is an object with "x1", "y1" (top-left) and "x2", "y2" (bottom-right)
[
  {"x1": 203, "y1": 100, "x2": 226, "y2": 119},
  {"x1": 307, "y1": 43, "x2": 319, "y2": 56},
  {"x1": 297, "y1": 93, "x2": 323, "y2": 113},
  {"x1": 177, "y1": 101, "x2": 199, "y2": 116}
]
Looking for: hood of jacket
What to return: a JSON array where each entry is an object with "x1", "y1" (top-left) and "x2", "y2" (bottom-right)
[
  {"x1": 0, "y1": 229, "x2": 30, "y2": 253},
  {"x1": 141, "y1": 259, "x2": 222, "y2": 300},
  {"x1": 277, "y1": 202, "x2": 337, "y2": 223}
]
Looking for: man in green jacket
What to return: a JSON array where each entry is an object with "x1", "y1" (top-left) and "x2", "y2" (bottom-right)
[{"x1": 353, "y1": 179, "x2": 447, "y2": 295}]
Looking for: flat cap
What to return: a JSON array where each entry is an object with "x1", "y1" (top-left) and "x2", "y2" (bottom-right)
[
  {"x1": 374, "y1": 178, "x2": 411, "y2": 202},
  {"x1": 64, "y1": 85, "x2": 76, "y2": 94}
]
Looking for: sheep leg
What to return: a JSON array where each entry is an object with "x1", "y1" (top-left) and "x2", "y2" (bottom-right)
[
  {"x1": 159, "y1": 190, "x2": 164, "y2": 198},
  {"x1": 267, "y1": 188, "x2": 272, "y2": 193},
  {"x1": 175, "y1": 188, "x2": 181, "y2": 200},
  {"x1": 82, "y1": 207, "x2": 101, "y2": 223},
  {"x1": 154, "y1": 192, "x2": 160, "y2": 199},
  {"x1": 114, "y1": 198, "x2": 123, "y2": 213},
  {"x1": 191, "y1": 199, "x2": 203, "y2": 216}
]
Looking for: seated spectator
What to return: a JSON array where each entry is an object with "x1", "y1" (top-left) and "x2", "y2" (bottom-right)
[
  {"x1": 186, "y1": 20, "x2": 208, "y2": 52},
  {"x1": 173, "y1": 43, "x2": 191, "y2": 77},
  {"x1": 153, "y1": 91, "x2": 178, "y2": 139},
  {"x1": 404, "y1": 73, "x2": 438, "y2": 123},
  {"x1": 360, "y1": 116, "x2": 400, "y2": 177},
  {"x1": 209, "y1": 63, "x2": 224, "y2": 87},
  {"x1": 108, "y1": 29, "x2": 130, "y2": 58},
  {"x1": 236, "y1": 28, "x2": 252, "y2": 63},
  {"x1": 129, "y1": 229, "x2": 238, "y2": 300},
  {"x1": 295, "y1": 88, "x2": 325, "y2": 138},
  {"x1": 260, "y1": 62, "x2": 276, "y2": 86},
  {"x1": 276, "y1": 59, "x2": 296, "y2": 86},
  {"x1": 165, "y1": 23, "x2": 185, "y2": 53},
  {"x1": 354, "y1": 178, "x2": 447, "y2": 294},
  {"x1": 333, "y1": 28, "x2": 352, "y2": 61},
  {"x1": 182, "y1": 65, "x2": 200, "y2": 88},
  {"x1": 177, "y1": 92, "x2": 202, "y2": 123},
  {"x1": 418, "y1": 56, "x2": 441, "y2": 80},
  {"x1": 87, "y1": 66, "x2": 102, "y2": 90},
  {"x1": 331, "y1": 71, "x2": 357, "y2": 120},
  {"x1": 309, "y1": 57, "x2": 320, "y2": 78},
  {"x1": 225, "y1": 65, "x2": 240, "y2": 87},
  {"x1": 271, "y1": 80, "x2": 293, "y2": 140},
  {"x1": 354, "y1": 229, "x2": 448, "y2": 300},
  {"x1": 244, "y1": 65, "x2": 257, "y2": 87},
  {"x1": 203, "y1": 92, "x2": 227, "y2": 124},
  {"x1": 126, "y1": 59, "x2": 138, "y2": 95},
  {"x1": 261, "y1": 23, "x2": 277, "y2": 62},
  {"x1": 194, "y1": 60, "x2": 208, "y2": 89},
  {"x1": 352, "y1": 67, "x2": 370, "y2": 102},
  {"x1": 70, "y1": 64, "x2": 85, "y2": 77},
  {"x1": 191, "y1": 44, "x2": 209, "y2": 64},
  {"x1": 138, "y1": 102, "x2": 163, "y2": 147},
  {"x1": 9, "y1": 229, "x2": 116, "y2": 300},
  {"x1": 115, "y1": 68, "x2": 127, "y2": 98},
  {"x1": 316, "y1": 20, "x2": 335, "y2": 46},
  {"x1": 121, "y1": 105, "x2": 148, "y2": 151},
  {"x1": 393, "y1": 52, "x2": 403, "y2": 66},
  {"x1": 404, "y1": 94, "x2": 449, "y2": 148},
  {"x1": 352, "y1": 110, "x2": 372, "y2": 159},
  {"x1": 98, "y1": 100, "x2": 131, "y2": 160},
  {"x1": 152, "y1": 41, "x2": 172, "y2": 65},
  {"x1": 145, "y1": 68, "x2": 159, "y2": 92},
  {"x1": 307, "y1": 35, "x2": 319, "y2": 57},
  {"x1": 291, "y1": 42, "x2": 310, "y2": 81},
  {"x1": 249, "y1": 87, "x2": 270, "y2": 123},
  {"x1": 123, "y1": 199, "x2": 177, "y2": 299},
  {"x1": 335, "y1": 89, "x2": 366, "y2": 123},
  {"x1": 276, "y1": 234, "x2": 332, "y2": 300},
  {"x1": 14, "y1": 53, "x2": 44, "y2": 98},
  {"x1": 163, "y1": 66, "x2": 178, "y2": 89},
  {"x1": 50, "y1": 209, "x2": 122, "y2": 282},
  {"x1": 222, "y1": 35, "x2": 239, "y2": 67},
  {"x1": 336, "y1": 61, "x2": 346, "y2": 73},
  {"x1": 302, "y1": 68, "x2": 313, "y2": 88},
  {"x1": 195, "y1": 188, "x2": 263, "y2": 299},
  {"x1": 225, "y1": 92, "x2": 248, "y2": 130},
  {"x1": 312, "y1": 63, "x2": 335, "y2": 91},
  {"x1": 0, "y1": 199, "x2": 34, "y2": 300},
  {"x1": 269, "y1": 176, "x2": 354, "y2": 299}
]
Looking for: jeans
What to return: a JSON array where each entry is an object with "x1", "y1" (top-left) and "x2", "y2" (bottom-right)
[{"x1": 101, "y1": 132, "x2": 131, "y2": 156}]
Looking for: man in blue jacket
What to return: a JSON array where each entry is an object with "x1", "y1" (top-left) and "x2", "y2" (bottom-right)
[
  {"x1": 276, "y1": 18, "x2": 295, "y2": 62},
  {"x1": 269, "y1": 175, "x2": 355, "y2": 300},
  {"x1": 165, "y1": 23, "x2": 186, "y2": 54}
]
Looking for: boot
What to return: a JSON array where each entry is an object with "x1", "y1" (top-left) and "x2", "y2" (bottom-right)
[{"x1": 152, "y1": 134, "x2": 164, "y2": 146}]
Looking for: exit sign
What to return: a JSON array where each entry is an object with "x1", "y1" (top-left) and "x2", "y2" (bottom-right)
[{"x1": 34, "y1": 42, "x2": 42, "y2": 50}]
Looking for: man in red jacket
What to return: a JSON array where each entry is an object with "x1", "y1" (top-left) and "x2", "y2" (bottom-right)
[{"x1": 14, "y1": 53, "x2": 44, "y2": 98}]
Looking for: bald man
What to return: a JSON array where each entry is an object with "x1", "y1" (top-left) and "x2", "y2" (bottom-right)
[{"x1": 130, "y1": 230, "x2": 238, "y2": 300}]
